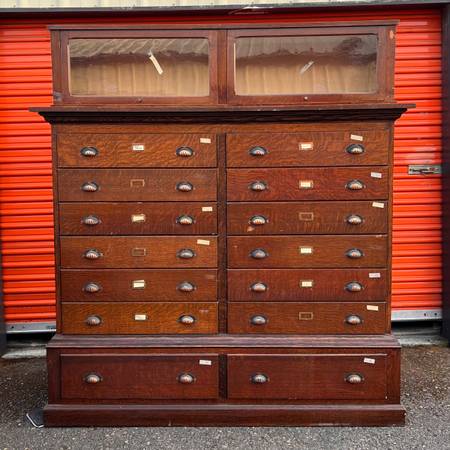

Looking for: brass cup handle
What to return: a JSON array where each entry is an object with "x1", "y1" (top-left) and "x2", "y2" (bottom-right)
[
  {"x1": 176, "y1": 182, "x2": 193, "y2": 192},
  {"x1": 346, "y1": 248, "x2": 363, "y2": 259},
  {"x1": 84, "y1": 249, "x2": 102, "y2": 260},
  {"x1": 179, "y1": 315, "x2": 196, "y2": 325},
  {"x1": 249, "y1": 146, "x2": 268, "y2": 157},
  {"x1": 346, "y1": 180, "x2": 365, "y2": 190},
  {"x1": 346, "y1": 314, "x2": 363, "y2": 325},
  {"x1": 347, "y1": 214, "x2": 363, "y2": 225},
  {"x1": 252, "y1": 373, "x2": 268, "y2": 384},
  {"x1": 346, "y1": 144, "x2": 365, "y2": 155},
  {"x1": 84, "y1": 282, "x2": 101, "y2": 293},
  {"x1": 251, "y1": 315, "x2": 267, "y2": 325},
  {"x1": 251, "y1": 282, "x2": 267, "y2": 293},
  {"x1": 250, "y1": 215, "x2": 267, "y2": 226},
  {"x1": 178, "y1": 373, "x2": 195, "y2": 384},
  {"x1": 83, "y1": 215, "x2": 101, "y2": 226},
  {"x1": 81, "y1": 182, "x2": 99, "y2": 192},
  {"x1": 177, "y1": 248, "x2": 195, "y2": 259},
  {"x1": 250, "y1": 249, "x2": 268, "y2": 259},
  {"x1": 345, "y1": 282, "x2": 363, "y2": 292},
  {"x1": 176, "y1": 146, "x2": 194, "y2": 157},
  {"x1": 250, "y1": 181, "x2": 267, "y2": 192},
  {"x1": 85, "y1": 315, "x2": 102, "y2": 326},
  {"x1": 346, "y1": 373, "x2": 364, "y2": 384},
  {"x1": 177, "y1": 215, "x2": 194, "y2": 226},
  {"x1": 85, "y1": 373, "x2": 102, "y2": 384},
  {"x1": 177, "y1": 281, "x2": 195, "y2": 292},
  {"x1": 80, "y1": 146, "x2": 98, "y2": 157}
]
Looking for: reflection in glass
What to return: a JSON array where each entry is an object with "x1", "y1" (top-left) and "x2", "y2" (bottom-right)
[
  {"x1": 234, "y1": 35, "x2": 378, "y2": 95},
  {"x1": 69, "y1": 38, "x2": 210, "y2": 97}
]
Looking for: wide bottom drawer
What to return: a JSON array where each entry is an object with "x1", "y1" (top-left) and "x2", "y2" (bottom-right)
[
  {"x1": 228, "y1": 354, "x2": 387, "y2": 400},
  {"x1": 228, "y1": 302, "x2": 387, "y2": 334},
  {"x1": 61, "y1": 354, "x2": 219, "y2": 400},
  {"x1": 61, "y1": 302, "x2": 218, "y2": 334}
]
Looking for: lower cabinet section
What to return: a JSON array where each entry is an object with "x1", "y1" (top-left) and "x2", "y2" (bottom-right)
[{"x1": 45, "y1": 335, "x2": 404, "y2": 427}]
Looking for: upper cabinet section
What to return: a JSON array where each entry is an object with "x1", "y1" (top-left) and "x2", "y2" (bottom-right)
[{"x1": 50, "y1": 22, "x2": 396, "y2": 106}]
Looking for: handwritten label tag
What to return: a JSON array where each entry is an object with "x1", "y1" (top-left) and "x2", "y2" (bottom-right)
[
  {"x1": 299, "y1": 212, "x2": 314, "y2": 221},
  {"x1": 350, "y1": 134, "x2": 364, "y2": 142},
  {"x1": 299, "y1": 180, "x2": 314, "y2": 189},
  {"x1": 199, "y1": 359, "x2": 212, "y2": 366},
  {"x1": 371, "y1": 172, "x2": 382, "y2": 179},
  {"x1": 202, "y1": 206, "x2": 213, "y2": 212},
  {"x1": 197, "y1": 239, "x2": 210, "y2": 246},
  {"x1": 132, "y1": 144, "x2": 145, "y2": 152},
  {"x1": 372, "y1": 202, "x2": 385, "y2": 209},
  {"x1": 131, "y1": 214, "x2": 146, "y2": 223},
  {"x1": 300, "y1": 280, "x2": 314, "y2": 288},
  {"x1": 299, "y1": 246, "x2": 313, "y2": 255},
  {"x1": 364, "y1": 357, "x2": 376, "y2": 364},
  {"x1": 299, "y1": 142, "x2": 314, "y2": 151},
  {"x1": 134, "y1": 314, "x2": 147, "y2": 321},
  {"x1": 367, "y1": 305, "x2": 380, "y2": 311},
  {"x1": 299, "y1": 312, "x2": 314, "y2": 320},
  {"x1": 369, "y1": 272, "x2": 381, "y2": 279},
  {"x1": 200, "y1": 137, "x2": 211, "y2": 144},
  {"x1": 132, "y1": 280, "x2": 146, "y2": 289}
]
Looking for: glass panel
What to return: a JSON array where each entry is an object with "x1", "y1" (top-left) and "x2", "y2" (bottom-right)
[
  {"x1": 69, "y1": 38, "x2": 210, "y2": 97},
  {"x1": 234, "y1": 34, "x2": 377, "y2": 95}
]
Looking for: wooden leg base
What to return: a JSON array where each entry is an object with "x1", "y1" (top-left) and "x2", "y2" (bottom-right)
[{"x1": 44, "y1": 403, "x2": 406, "y2": 427}]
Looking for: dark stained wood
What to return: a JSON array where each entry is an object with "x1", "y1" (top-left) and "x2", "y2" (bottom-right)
[
  {"x1": 227, "y1": 235, "x2": 387, "y2": 268},
  {"x1": 60, "y1": 354, "x2": 220, "y2": 400},
  {"x1": 227, "y1": 354, "x2": 387, "y2": 400},
  {"x1": 60, "y1": 236, "x2": 218, "y2": 269},
  {"x1": 61, "y1": 302, "x2": 218, "y2": 334},
  {"x1": 227, "y1": 269, "x2": 388, "y2": 302},
  {"x1": 59, "y1": 202, "x2": 218, "y2": 235},
  {"x1": 227, "y1": 167, "x2": 388, "y2": 201},
  {"x1": 227, "y1": 201, "x2": 387, "y2": 235},
  {"x1": 60, "y1": 269, "x2": 217, "y2": 302},
  {"x1": 226, "y1": 129, "x2": 389, "y2": 167},
  {"x1": 57, "y1": 132, "x2": 217, "y2": 168},
  {"x1": 228, "y1": 302, "x2": 387, "y2": 334},
  {"x1": 58, "y1": 168, "x2": 217, "y2": 202}
]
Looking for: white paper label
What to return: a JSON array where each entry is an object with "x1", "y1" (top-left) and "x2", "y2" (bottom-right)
[
  {"x1": 199, "y1": 359, "x2": 212, "y2": 366},
  {"x1": 299, "y1": 180, "x2": 313, "y2": 189},
  {"x1": 132, "y1": 144, "x2": 145, "y2": 151},
  {"x1": 148, "y1": 51, "x2": 163, "y2": 75},
  {"x1": 132, "y1": 280, "x2": 146, "y2": 289},
  {"x1": 197, "y1": 239, "x2": 210, "y2": 246},
  {"x1": 371, "y1": 172, "x2": 383, "y2": 179},
  {"x1": 301, "y1": 280, "x2": 314, "y2": 288},
  {"x1": 299, "y1": 246, "x2": 313, "y2": 255},
  {"x1": 299, "y1": 142, "x2": 314, "y2": 151},
  {"x1": 364, "y1": 357, "x2": 376, "y2": 364},
  {"x1": 369, "y1": 272, "x2": 381, "y2": 279},
  {"x1": 134, "y1": 314, "x2": 147, "y2": 321},
  {"x1": 200, "y1": 138, "x2": 211, "y2": 144},
  {"x1": 131, "y1": 214, "x2": 146, "y2": 223},
  {"x1": 372, "y1": 202, "x2": 385, "y2": 209},
  {"x1": 367, "y1": 305, "x2": 380, "y2": 311},
  {"x1": 350, "y1": 134, "x2": 364, "y2": 141},
  {"x1": 202, "y1": 206, "x2": 213, "y2": 212}
]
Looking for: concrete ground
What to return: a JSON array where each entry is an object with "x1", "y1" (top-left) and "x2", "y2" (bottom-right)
[{"x1": 0, "y1": 345, "x2": 450, "y2": 450}]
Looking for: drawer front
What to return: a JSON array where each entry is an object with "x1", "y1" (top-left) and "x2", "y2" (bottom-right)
[
  {"x1": 227, "y1": 201, "x2": 387, "y2": 235},
  {"x1": 58, "y1": 133, "x2": 217, "y2": 168},
  {"x1": 59, "y1": 202, "x2": 217, "y2": 235},
  {"x1": 61, "y1": 302, "x2": 218, "y2": 334},
  {"x1": 227, "y1": 167, "x2": 388, "y2": 201},
  {"x1": 228, "y1": 269, "x2": 388, "y2": 302},
  {"x1": 227, "y1": 130, "x2": 389, "y2": 167},
  {"x1": 58, "y1": 168, "x2": 217, "y2": 202},
  {"x1": 228, "y1": 302, "x2": 387, "y2": 334},
  {"x1": 61, "y1": 354, "x2": 219, "y2": 400},
  {"x1": 60, "y1": 236, "x2": 218, "y2": 269},
  {"x1": 61, "y1": 269, "x2": 217, "y2": 302},
  {"x1": 227, "y1": 354, "x2": 387, "y2": 400},
  {"x1": 228, "y1": 235, "x2": 387, "y2": 268}
]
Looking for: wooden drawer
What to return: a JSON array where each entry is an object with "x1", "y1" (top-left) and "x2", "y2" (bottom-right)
[
  {"x1": 57, "y1": 133, "x2": 217, "y2": 168},
  {"x1": 227, "y1": 354, "x2": 387, "y2": 400},
  {"x1": 61, "y1": 302, "x2": 218, "y2": 334},
  {"x1": 60, "y1": 354, "x2": 219, "y2": 400},
  {"x1": 228, "y1": 235, "x2": 387, "y2": 268},
  {"x1": 60, "y1": 269, "x2": 217, "y2": 302},
  {"x1": 58, "y1": 168, "x2": 217, "y2": 202},
  {"x1": 228, "y1": 269, "x2": 388, "y2": 302},
  {"x1": 59, "y1": 202, "x2": 217, "y2": 235},
  {"x1": 227, "y1": 167, "x2": 388, "y2": 201},
  {"x1": 228, "y1": 302, "x2": 387, "y2": 334},
  {"x1": 226, "y1": 130, "x2": 389, "y2": 167},
  {"x1": 227, "y1": 201, "x2": 387, "y2": 235},
  {"x1": 60, "y1": 236, "x2": 218, "y2": 269}
]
